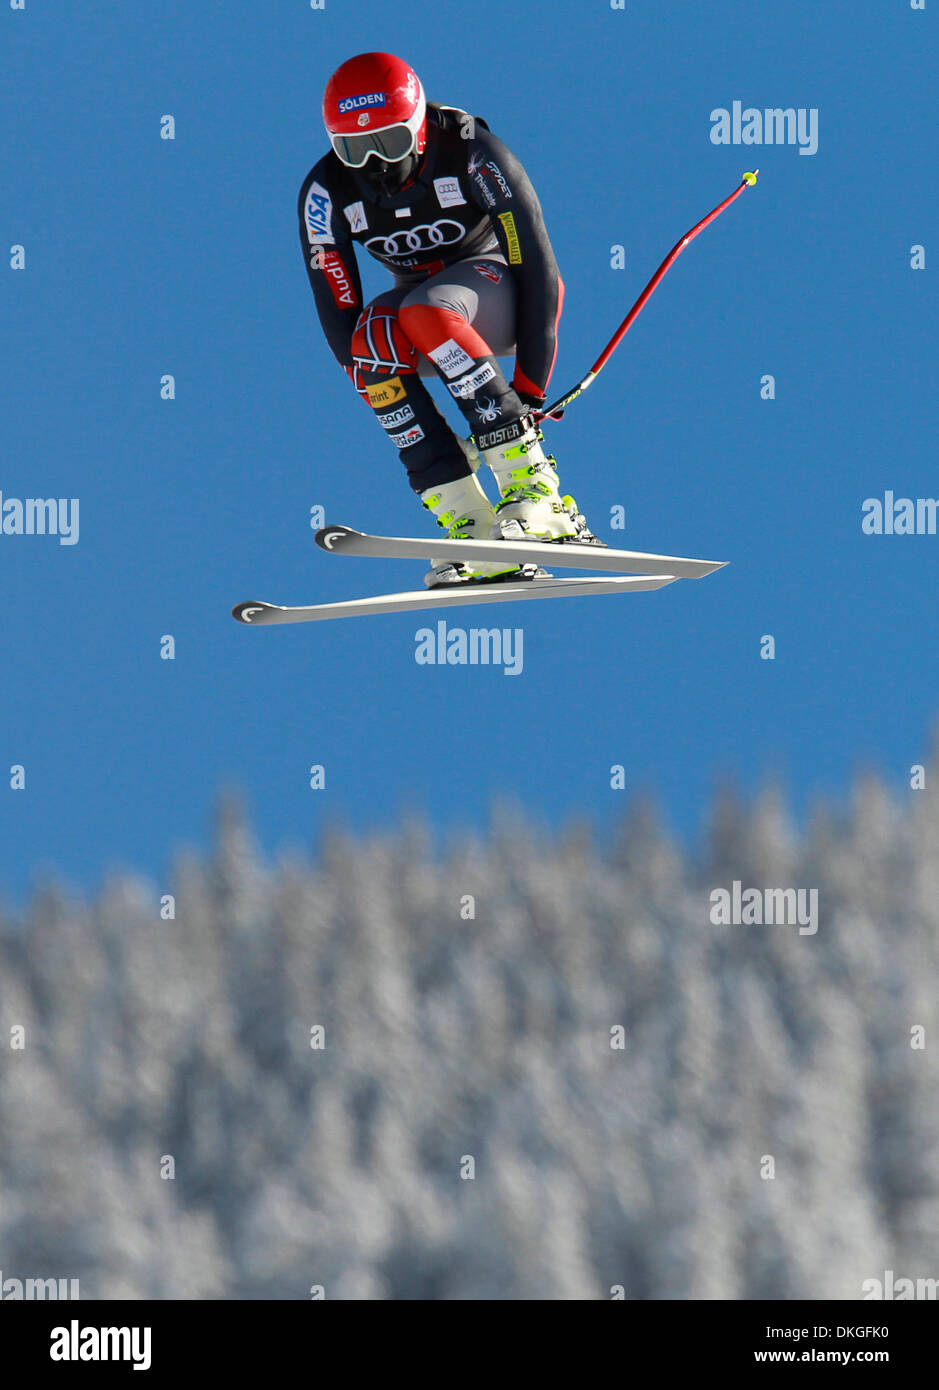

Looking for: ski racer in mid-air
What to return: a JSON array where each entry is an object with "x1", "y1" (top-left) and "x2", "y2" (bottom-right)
[{"x1": 299, "y1": 50, "x2": 600, "y2": 589}]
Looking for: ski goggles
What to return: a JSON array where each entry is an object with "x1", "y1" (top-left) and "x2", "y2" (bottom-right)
[{"x1": 330, "y1": 104, "x2": 423, "y2": 168}]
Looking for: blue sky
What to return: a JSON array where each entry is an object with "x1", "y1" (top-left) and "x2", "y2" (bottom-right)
[{"x1": 2, "y1": 0, "x2": 936, "y2": 901}]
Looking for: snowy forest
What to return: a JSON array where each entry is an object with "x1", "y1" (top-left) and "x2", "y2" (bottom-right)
[{"x1": 1, "y1": 768, "x2": 938, "y2": 1301}]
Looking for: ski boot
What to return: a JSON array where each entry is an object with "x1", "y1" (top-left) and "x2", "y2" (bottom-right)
[
  {"x1": 419, "y1": 473, "x2": 547, "y2": 589},
  {"x1": 478, "y1": 416, "x2": 605, "y2": 547}
]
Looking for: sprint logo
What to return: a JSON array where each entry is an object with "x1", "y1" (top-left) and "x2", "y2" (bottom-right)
[{"x1": 366, "y1": 376, "x2": 407, "y2": 408}]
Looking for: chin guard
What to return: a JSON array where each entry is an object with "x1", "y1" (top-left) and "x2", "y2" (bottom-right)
[{"x1": 363, "y1": 153, "x2": 419, "y2": 198}]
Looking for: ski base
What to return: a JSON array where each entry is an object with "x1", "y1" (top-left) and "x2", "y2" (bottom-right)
[
  {"x1": 233, "y1": 573, "x2": 678, "y2": 626},
  {"x1": 314, "y1": 524, "x2": 726, "y2": 579}
]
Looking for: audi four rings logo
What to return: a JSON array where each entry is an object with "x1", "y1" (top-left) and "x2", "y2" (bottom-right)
[
  {"x1": 320, "y1": 529, "x2": 348, "y2": 550},
  {"x1": 364, "y1": 220, "x2": 465, "y2": 258}
]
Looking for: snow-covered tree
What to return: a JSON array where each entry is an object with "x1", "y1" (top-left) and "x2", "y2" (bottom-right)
[{"x1": 1, "y1": 765, "x2": 936, "y2": 1299}]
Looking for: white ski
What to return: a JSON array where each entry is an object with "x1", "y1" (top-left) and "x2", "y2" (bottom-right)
[
  {"x1": 314, "y1": 524, "x2": 726, "y2": 579},
  {"x1": 233, "y1": 574, "x2": 678, "y2": 626}
]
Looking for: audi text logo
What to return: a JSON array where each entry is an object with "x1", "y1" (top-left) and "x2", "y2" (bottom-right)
[{"x1": 364, "y1": 220, "x2": 465, "y2": 258}]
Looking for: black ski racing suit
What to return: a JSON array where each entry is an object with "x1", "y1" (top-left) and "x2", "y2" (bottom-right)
[{"x1": 298, "y1": 104, "x2": 564, "y2": 492}]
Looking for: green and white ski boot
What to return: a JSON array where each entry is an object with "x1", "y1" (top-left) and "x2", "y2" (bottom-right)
[
  {"x1": 478, "y1": 417, "x2": 604, "y2": 546},
  {"x1": 419, "y1": 473, "x2": 547, "y2": 589}
]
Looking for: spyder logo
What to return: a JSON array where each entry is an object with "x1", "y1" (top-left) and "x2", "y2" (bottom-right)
[{"x1": 474, "y1": 396, "x2": 500, "y2": 423}]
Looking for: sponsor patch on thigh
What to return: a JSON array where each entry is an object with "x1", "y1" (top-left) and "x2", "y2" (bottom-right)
[
  {"x1": 428, "y1": 338, "x2": 477, "y2": 379},
  {"x1": 447, "y1": 362, "x2": 497, "y2": 398}
]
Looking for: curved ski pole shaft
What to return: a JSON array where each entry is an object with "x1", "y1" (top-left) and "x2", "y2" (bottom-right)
[{"x1": 535, "y1": 171, "x2": 759, "y2": 423}]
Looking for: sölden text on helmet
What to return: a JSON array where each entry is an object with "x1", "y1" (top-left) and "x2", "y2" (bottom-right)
[{"x1": 322, "y1": 52, "x2": 427, "y2": 169}]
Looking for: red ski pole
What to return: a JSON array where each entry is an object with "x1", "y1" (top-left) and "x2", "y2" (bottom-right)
[{"x1": 535, "y1": 170, "x2": 759, "y2": 423}]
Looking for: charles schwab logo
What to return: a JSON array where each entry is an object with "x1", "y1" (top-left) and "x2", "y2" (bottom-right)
[{"x1": 429, "y1": 338, "x2": 475, "y2": 379}]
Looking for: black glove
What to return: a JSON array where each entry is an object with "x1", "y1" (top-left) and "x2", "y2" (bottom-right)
[{"x1": 514, "y1": 388, "x2": 546, "y2": 414}]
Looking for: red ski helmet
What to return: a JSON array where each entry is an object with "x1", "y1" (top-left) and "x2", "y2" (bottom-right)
[{"x1": 323, "y1": 52, "x2": 427, "y2": 168}]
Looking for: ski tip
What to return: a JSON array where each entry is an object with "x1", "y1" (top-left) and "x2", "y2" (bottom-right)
[
  {"x1": 743, "y1": 170, "x2": 758, "y2": 185},
  {"x1": 232, "y1": 601, "x2": 274, "y2": 625},
  {"x1": 314, "y1": 524, "x2": 362, "y2": 553}
]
